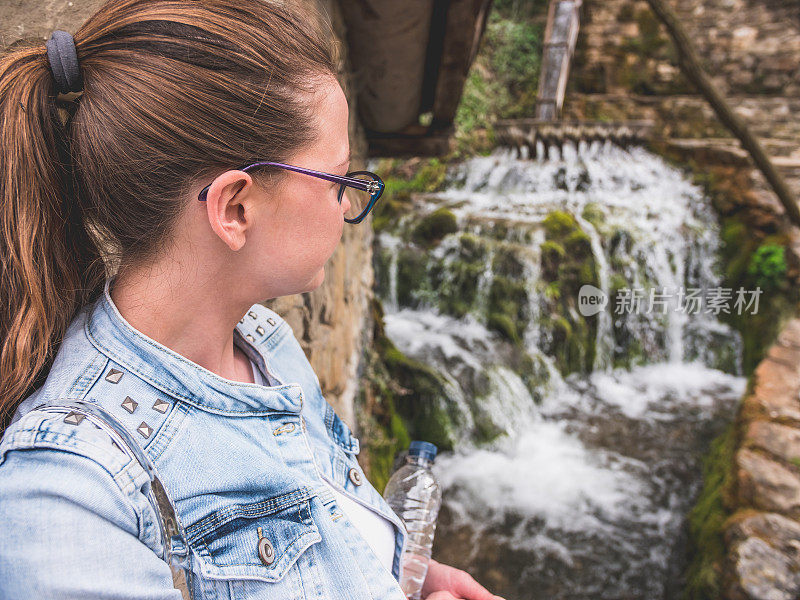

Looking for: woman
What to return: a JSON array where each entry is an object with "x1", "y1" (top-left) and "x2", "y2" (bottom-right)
[{"x1": 0, "y1": 1, "x2": 503, "y2": 599}]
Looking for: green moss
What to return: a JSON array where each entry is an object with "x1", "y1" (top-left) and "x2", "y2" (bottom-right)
[
  {"x1": 553, "y1": 316, "x2": 572, "y2": 337},
  {"x1": 581, "y1": 202, "x2": 605, "y2": 230},
  {"x1": 577, "y1": 261, "x2": 598, "y2": 286},
  {"x1": 538, "y1": 209, "x2": 599, "y2": 374},
  {"x1": 370, "y1": 158, "x2": 453, "y2": 233},
  {"x1": 458, "y1": 231, "x2": 489, "y2": 261},
  {"x1": 492, "y1": 244, "x2": 525, "y2": 278},
  {"x1": 609, "y1": 273, "x2": 628, "y2": 293},
  {"x1": 470, "y1": 403, "x2": 506, "y2": 445},
  {"x1": 682, "y1": 415, "x2": 742, "y2": 600},
  {"x1": 396, "y1": 247, "x2": 428, "y2": 308},
  {"x1": 544, "y1": 280, "x2": 561, "y2": 300},
  {"x1": 487, "y1": 312, "x2": 521, "y2": 344},
  {"x1": 487, "y1": 275, "x2": 529, "y2": 343},
  {"x1": 542, "y1": 210, "x2": 577, "y2": 237},
  {"x1": 565, "y1": 229, "x2": 592, "y2": 252},
  {"x1": 411, "y1": 208, "x2": 459, "y2": 247},
  {"x1": 541, "y1": 240, "x2": 566, "y2": 258},
  {"x1": 371, "y1": 186, "x2": 412, "y2": 234},
  {"x1": 358, "y1": 299, "x2": 457, "y2": 491},
  {"x1": 428, "y1": 234, "x2": 492, "y2": 318},
  {"x1": 373, "y1": 247, "x2": 393, "y2": 299},
  {"x1": 384, "y1": 342, "x2": 457, "y2": 450}
]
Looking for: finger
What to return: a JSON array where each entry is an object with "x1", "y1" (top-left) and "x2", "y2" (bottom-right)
[
  {"x1": 450, "y1": 570, "x2": 499, "y2": 600},
  {"x1": 425, "y1": 592, "x2": 457, "y2": 600}
]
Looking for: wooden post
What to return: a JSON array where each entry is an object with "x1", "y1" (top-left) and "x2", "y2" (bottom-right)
[{"x1": 644, "y1": 0, "x2": 800, "y2": 228}]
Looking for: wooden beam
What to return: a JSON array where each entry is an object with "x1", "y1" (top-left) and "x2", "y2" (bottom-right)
[
  {"x1": 429, "y1": 0, "x2": 495, "y2": 129},
  {"x1": 365, "y1": 128, "x2": 454, "y2": 158}
]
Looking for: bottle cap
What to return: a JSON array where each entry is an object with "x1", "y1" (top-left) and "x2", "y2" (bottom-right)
[{"x1": 409, "y1": 440, "x2": 437, "y2": 461}]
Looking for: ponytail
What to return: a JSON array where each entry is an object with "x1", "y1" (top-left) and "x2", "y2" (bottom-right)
[
  {"x1": 0, "y1": 0, "x2": 340, "y2": 434},
  {"x1": 0, "y1": 40, "x2": 106, "y2": 432}
]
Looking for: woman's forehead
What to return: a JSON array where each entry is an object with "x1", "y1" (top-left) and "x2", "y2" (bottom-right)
[{"x1": 311, "y1": 77, "x2": 349, "y2": 165}]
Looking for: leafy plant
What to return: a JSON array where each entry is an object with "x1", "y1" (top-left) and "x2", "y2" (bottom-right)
[{"x1": 747, "y1": 244, "x2": 787, "y2": 290}]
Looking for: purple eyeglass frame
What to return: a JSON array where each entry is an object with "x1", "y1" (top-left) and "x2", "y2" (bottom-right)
[{"x1": 197, "y1": 160, "x2": 385, "y2": 224}]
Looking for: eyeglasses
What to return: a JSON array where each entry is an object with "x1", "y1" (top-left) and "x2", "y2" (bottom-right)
[{"x1": 197, "y1": 160, "x2": 385, "y2": 224}]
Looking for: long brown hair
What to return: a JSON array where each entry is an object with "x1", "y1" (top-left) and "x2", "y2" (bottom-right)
[{"x1": 0, "y1": 0, "x2": 341, "y2": 432}]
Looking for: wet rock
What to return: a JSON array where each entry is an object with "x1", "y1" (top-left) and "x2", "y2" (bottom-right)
[
  {"x1": 736, "y1": 449, "x2": 800, "y2": 517},
  {"x1": 727, "y1": 537, "x2": 800, "y2": 600},
  {"x1": 746, "y1": 421, "x2": 800, "y2": 466},
  {"x1": 726, "y1": 512, "x2": 800, "y2": 560},
  {"x1": 749, "y1": 331, "x2": 800, "y2": 425}
]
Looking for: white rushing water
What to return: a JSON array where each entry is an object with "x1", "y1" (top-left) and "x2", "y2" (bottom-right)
[{"x1": 371, "y1": 143, "x2": 746, "y2": 599}]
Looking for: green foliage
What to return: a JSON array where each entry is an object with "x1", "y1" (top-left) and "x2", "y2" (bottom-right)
[
  {"x1": 455, "y1": 70, "x2": 501, "y2": 134},
  {"x1": 747, "y1": 244, "x2": 787, "y2": 290},
  {"x1": 491, "y1": 0, "x2": 549, "y2": 21},
  {"x1": 454, "y1": 8, "x2": 545, "y2": 145},
  {"x1": 714, "y1": 210, "x2": 797, "y2": 374}
]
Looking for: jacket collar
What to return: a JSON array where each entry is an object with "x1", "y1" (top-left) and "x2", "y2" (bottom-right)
[{"x1": 85, "y1": 276, "x2": 303, "y2": 415}]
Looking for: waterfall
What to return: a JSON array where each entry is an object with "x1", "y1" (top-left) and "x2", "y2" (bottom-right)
[{"x1": 370, "y1": 143, "x2": 746, "y2": 599}]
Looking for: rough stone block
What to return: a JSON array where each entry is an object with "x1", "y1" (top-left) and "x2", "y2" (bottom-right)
[
  {"x1": 747, "y1": 421, "x2": 800, "y2": 466},
  {"x1": 737, "y1": 449, "x2": 800, "y2": 517},
  {"x1": 728, "y1": 536, "x2": 800, "y2": 600}
]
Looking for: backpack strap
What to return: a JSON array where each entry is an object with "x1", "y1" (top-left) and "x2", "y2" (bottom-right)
[{"x1": 34, "y1": 400, "x2": 193, "y2": 599}]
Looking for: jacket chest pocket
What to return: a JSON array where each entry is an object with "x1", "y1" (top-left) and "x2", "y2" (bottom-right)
[{"x1": 185, "y1": 487, "x2": 321, "y2": 596}]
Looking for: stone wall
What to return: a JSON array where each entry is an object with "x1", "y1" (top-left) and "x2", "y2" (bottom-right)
[
  {"x1": 724, "y1": 319, "x2": 800, "y2": 599},
  {"x1": 0, "y1": 0, "x2": 373, "y2": 428}
]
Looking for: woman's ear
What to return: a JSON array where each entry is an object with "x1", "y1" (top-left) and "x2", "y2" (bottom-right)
[{"x1": 203, "y1": 170, "x2": 254, "y2": 251}]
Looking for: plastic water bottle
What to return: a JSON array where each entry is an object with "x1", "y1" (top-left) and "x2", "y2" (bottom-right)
[{"x1": 383, "y1": 441, "x2": 442, "y2": 600}]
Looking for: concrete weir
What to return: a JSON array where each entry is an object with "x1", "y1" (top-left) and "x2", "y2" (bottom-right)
[{"x1": 494, "y1": 118, "x2": 656, "y2": 158}]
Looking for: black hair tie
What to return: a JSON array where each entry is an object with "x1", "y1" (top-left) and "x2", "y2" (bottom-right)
[{"x1": 46, "y1": 30, "x2": 83, "y2": 94}]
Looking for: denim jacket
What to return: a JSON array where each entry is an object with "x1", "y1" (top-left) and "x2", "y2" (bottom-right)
[{"x1": 0, "y1": 276, "x2": 408, "y2": 600}]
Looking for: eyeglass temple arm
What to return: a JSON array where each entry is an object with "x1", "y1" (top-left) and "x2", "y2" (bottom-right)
[
  {"x1": 198, "y1": 162, "x2": 383, "y2": 201},
  {"x1": 242, "y1": 162, "x2": 381, "y2": 193},
  {"x1": 198, "y1": 161, "x2": 384, "y2": 200}
]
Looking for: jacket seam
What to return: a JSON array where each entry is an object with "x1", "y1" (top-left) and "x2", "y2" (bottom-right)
[
  {"x1": 145, "y1": 400, "x2": 191, "y2": 464},
  {"x1": 66, "y1": 351, "x2": 108, "y2": 398},
  {"x1": 85, "y1": 319, "x2": 299, "y2": 416},
  {"x1": 185, "y1": 487, "x2": 315, "y2": 544},
  {"x1": 87, "y1": 304, "x2": 290, "y2": 389}
]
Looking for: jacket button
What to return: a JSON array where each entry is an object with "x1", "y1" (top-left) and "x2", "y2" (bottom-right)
[
  {"x1": 348, "y1": 467, "x2": 363, "y2": 486},
  {"x1": 257, "y1": 527, "x2": 275, "y2": 565}
]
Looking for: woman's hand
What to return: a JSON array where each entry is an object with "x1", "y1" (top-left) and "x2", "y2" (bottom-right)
[{"x1": 421, "y1": 559, "x2": 506, "y2": 600}]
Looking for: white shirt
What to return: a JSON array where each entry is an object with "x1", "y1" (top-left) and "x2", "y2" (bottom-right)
[{"x1": 248, "y1": 358, "x2": 397, "y2": 574}]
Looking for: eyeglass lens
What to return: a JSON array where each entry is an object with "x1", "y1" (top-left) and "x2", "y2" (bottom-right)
[{"x1": 339, "y1": 171, "x2": 378, "y2": 222}]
